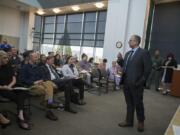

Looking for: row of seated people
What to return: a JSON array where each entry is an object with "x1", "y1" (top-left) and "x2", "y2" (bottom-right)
[
  {"x1": 0, "y1": 50, "x2": 86, "y2": 130},
  {"x1": 0, "y1": 48, "x2": 123, "y2": 130},
  {"x1": 10, "y1": 47, "x2": 123, "y2": 90}
]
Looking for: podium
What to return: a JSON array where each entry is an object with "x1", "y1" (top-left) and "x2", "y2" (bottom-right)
[{"x1": 171, "y1": 69, "x2": 180, "y2": 97}]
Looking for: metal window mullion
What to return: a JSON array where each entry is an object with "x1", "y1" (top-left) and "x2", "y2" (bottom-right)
[
  {"x1": 40, "y1": 16, "x2": 44, "y2": 53},
  {"x1": 93, "y1": 11, "x2": 98, "y2": 60},
  {"x1": 53, "y1": 15, "x2": 56, "y2": 46},
  {"x1": 79, "y1": 12, "x2": 85, "y2": 59},
  {"x1": 62, "y1": 14, "x2": 67, "y2": 54}
]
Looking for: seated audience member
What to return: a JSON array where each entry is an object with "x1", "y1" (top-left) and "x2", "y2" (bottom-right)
[
  {"x1": 54, "y1": 54, "x2": 64, "y2": 67},
  {"x1": 116, "y1": 52, "x2": 124, "y2": 67},
  {"x1": 98, "y1": 58, "x2": 108, "y2": 71},
  {"x1": 0, "y1": 40, "x2": 12, "y2": 52},
  {"x1": 19, "y1": 52, "x2": 58, "y2": 121},
  {"x1": 62, "y1": 56, "x2": 86, "y2": 105},
  {"x1": 102, "y1": 58, "x2": 108, "y2": 70},
  {"x1": 21, "y1": 50, "x2": 34, "y2": 65},
  {"x1": 9, "y1": 47, "x2": 22, "y2": 74},
  {"x1": 161, "y1": 53, "x2": 177, "y2": 95},
  {"x1": 39, "y1": 56, "x2": 77, "y2": 113},
  {"x1": 79, "y1": 54, "x2": 92, "y2": 86},
  {"x1": 0, "y1": 50, "x2": 30, "y2": 130},
  {"x1": 88, "y1": 57, "x2": 95, "y2": 69},
  {"x1": 48, "y1": 51, "x2": 54, "y2": 57},
  {"x1": 107, "y1": 61, "x2": 122, "y2": 90},
  {"x1": 38, "y1": 54, "x2": 47, "y2": 66}
]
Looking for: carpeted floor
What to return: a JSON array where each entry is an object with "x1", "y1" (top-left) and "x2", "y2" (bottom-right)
[{"x1": 0, "y1": 89, "x2": 179, "y2": 135}]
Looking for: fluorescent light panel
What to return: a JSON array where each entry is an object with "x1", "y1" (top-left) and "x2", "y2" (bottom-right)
[
  {"x1": 71, "y1": 5, "x2": 80, "y2": 11},
  {"x1": 52, "y1": 8, "x2": 61, "y2": 13},
  {"x1": 37, "y1": 9, "x2": 45, "y2": 15},
  {"x1": 94, "y1": 2, "x2": 104, "y2": 8}
]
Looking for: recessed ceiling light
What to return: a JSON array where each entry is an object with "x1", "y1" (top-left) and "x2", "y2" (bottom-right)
[
  {"x1": 36, "y1": 9, "x2": 45, "y2": 15},
  {"x1": 52, "y1": 8, "x2": 61, "y2": 13},
  {"x1": 94, "y1": 2, "x2": 104, "y2": 8},
  {"x1": 71, "y1": 5, "x2": 80, "y2": 11}
]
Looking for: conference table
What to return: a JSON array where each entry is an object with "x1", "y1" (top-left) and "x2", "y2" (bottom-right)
[{"x1": 164, "y1": 106, "x2": 180, "y2": 135}]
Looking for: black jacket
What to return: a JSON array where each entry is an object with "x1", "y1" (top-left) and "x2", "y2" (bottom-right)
[{"x1": 162, "y1": 59, "x2": 177, "y2": 83}]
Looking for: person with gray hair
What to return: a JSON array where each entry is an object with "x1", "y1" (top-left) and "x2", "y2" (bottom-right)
[{"x1": 118, "y1": 35, "x2": 152, "y2": 132}]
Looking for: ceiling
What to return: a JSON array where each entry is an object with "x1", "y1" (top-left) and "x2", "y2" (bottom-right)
[
  {"x1": 0, "y1": 0, "x2": 33, "y2": 12},
  {"x1": 40, "y1": 1, "x2": 108, "y2": 15},
  {"x1": 37, "y1": 0, "x2": 107, "y2": 9}
]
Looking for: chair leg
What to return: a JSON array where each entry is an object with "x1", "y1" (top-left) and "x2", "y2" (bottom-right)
[
  {"x1": 113, "y1": 82, "x2": 116, "y2": 91},
  {"x1": 106, "y1": 81, "x2": 109, "y2": 93},
  {"x1": 98, "y1": 81, "x2": 101, "y2": 96}
]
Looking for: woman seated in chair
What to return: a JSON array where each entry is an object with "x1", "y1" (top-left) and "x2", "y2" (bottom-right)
[
  {"x1": 79, "y1": 53, "x2": 92, "y2": 87},
  {"x1": 62, "y1": 56, "x2": 86, "y2": 105},
  {"x1": 0, "y1": 50, "x2": 30, "y2": 130},
  {"x1": 107, "y1": 61, "x2": 122, "y2": 90}
]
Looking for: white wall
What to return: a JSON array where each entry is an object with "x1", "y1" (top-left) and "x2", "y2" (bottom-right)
[
  {"x1": 0, "y1": 6, "x2": 21, "y2": 37},
  {"x1": 0, "y1": 5, "x2": 35, "y2": 52},
  {"x1": 103, "y1": 0, "x2": 149, "y2": 67},
  {"x1": 124, "y1": 0, "x2": 148, "y2": 51}
]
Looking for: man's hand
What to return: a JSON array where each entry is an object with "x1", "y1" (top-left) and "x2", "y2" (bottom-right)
[
  {"x1": 34, "y1": 80, "x2": 43, "y2": 85},
  {"x1": 2, "y1": 85, "x2": 13, "y2": 90}
]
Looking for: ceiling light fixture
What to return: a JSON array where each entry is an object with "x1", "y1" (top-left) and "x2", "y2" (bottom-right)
[
  {"x1": 36, "y1": 9, "x2": 45, "y2": 15},
  {"x1": 94, "y1": 2, "x2": 104, "y2": 8},
  {"x1": 71, "y1": 5, "x2": 80, "y2": 11},
  {"x1": 52, "y1": 8, "x2": 61, "y2": 13}
]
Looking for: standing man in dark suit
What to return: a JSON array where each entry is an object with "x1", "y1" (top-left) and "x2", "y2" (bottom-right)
[{"x1": 118, "y1": 35, "x2": 152, "y2": 132}]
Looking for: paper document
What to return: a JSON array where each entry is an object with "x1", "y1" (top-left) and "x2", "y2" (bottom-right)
[
  {"x1": 80, "y1": 70, "x2": 88, "y2": 73},
  {"x1": 173, "y1": 125, "x2": 180, "y2": 135},
  {"x1": 13, "y1": 87, "x2": 29, "y2": 91}
]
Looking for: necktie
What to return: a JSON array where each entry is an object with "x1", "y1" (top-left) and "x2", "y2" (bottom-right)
[
  {"x1": 124, "y1": 50, "x2": 134, "y2": 72},
  {"x1": 50, "y1": 66, "x2": 60, "y2": 79}
]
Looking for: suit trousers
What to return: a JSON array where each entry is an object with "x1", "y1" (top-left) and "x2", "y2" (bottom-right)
[
  {"x1": 53, "y1": 78, "x2": 72, "y2": 108},
  {"x1": 72, "y1": 78, "x2": 84, "y2": 100},
  {"x1": 123, "y1": 83, "x2": 145, "y2": 124}
]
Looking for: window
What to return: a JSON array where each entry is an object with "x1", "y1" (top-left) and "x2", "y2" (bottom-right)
[
  {"x1": 43, "y1": 16, "x2": 55, "y2": 44},
  {"x1": 35, "y1": 11, "x2": 107, "y2": 61},
  {"x1": 33, "y1": 15, "x2": 42, "y2": 51}
]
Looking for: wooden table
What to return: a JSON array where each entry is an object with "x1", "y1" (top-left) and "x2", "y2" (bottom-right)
[{"x1": 164, "y1": 106, "x2": 180, "y2": 135}]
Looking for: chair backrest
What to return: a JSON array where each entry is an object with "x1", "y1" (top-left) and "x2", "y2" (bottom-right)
[{"x1": 91, "y1": 67, "x2": 100, "y2": 78}]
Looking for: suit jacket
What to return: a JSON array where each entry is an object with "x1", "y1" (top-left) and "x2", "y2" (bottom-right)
[
  {"x1": 123, "y1": 48, "x2": 152, "y2": 86},
  {"x1": 39, "y1": 64, "x2": 63, "y2": 81}
]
